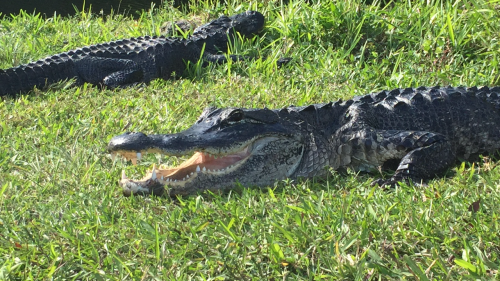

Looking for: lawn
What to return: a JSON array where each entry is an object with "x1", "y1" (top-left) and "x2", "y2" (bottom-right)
[{"x1": 0, "y1": 0, "x2": 499, "y2": 279}]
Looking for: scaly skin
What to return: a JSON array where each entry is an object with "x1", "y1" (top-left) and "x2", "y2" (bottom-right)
[
  {"x1": 0, "y1": 11, "x2": 265, "y2": 97},
  {"x1": 108, "y1": 86, "x2": 500, "y2": 196}
]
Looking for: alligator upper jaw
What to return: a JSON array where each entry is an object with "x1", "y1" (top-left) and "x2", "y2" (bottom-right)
[
  {"x1": 114, "y1": 136, "x2": 279, "y2": 196},
  {"x1": 107, "y1": 131, "x2": 257, "y2": 160}
]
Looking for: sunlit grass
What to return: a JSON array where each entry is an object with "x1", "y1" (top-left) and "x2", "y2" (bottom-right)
[{"x1": 0, "y1": 0, "x2": 499, "y2": 279}]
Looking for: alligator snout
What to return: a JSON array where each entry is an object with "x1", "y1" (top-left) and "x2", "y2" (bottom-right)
[{"x1": 107, "y1": 132, "x2": 152, "y2": 152}]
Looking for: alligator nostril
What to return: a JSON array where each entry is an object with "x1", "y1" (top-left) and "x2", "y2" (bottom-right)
[{"x1": 107, "y1": 132, "x2": 151, "y2": 152}]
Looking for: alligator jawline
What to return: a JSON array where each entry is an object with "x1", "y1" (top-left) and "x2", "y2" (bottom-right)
[{"x1": 120, "y1": 144, "x2": 254, "y2": 187}]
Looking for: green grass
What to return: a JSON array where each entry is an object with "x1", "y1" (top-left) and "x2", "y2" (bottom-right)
[{"x1": 1, "y1": 0, "x2": 499, "y2": 279}]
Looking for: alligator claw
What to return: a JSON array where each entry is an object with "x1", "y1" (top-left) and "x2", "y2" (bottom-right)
[
  {"x1": 107, "y1": 86, "x2": 500, "y2": 197},
  {"x1": 370, "y1": 178, "x2": 399, "y2": 189},
  {"x1": 371, "y1": 177, "x2": 428, "y2": 189},
  {"x1": 370, "y1": 178, "x2": 386, "y2": 187}
]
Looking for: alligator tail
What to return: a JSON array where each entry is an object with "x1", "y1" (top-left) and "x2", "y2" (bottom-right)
[{"x1": 0, "y1": 57, "x2": 78, "y2": 97}]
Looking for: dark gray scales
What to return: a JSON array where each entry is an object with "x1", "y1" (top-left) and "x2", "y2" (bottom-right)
[
  {"x1": 330, "y1": 86, "x2": 500, "y2": 187},
  {"x1": 0, "y1": 11, "x2": 266, "y2": 97},
  {"x1": 107, "y1": 86, "x2": 500, "y2": 196}
]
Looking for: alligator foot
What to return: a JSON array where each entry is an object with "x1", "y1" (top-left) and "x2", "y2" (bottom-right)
[
  {"x1": 370, "y1": 178, "x2": 398, "y2": 189},
  {"x1": 370, "y1": 177, "x2": 427, "y2": 189}
]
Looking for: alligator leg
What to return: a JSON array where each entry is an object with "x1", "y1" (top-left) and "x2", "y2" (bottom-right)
[
  {"x1": 74, "y1": 57, "x2": 144, "y2": 88},
  {"x1": 383, "y1": 137, "x2": 457, "y2": 187},
  {"x1": 350, "y1": 129, "x2": 457, "y2": 187}
]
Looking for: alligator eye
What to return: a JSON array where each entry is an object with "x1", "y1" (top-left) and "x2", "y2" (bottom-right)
[{"x1": 227, "y1": 109, "x2": 244, "y2": 123}]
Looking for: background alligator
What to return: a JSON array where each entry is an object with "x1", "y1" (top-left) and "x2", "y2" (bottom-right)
[
  {"x1": 107, "y1": 86, "x2": 500, "y2": 197},
  {"x1": 0, "y1": 11, "x2": 268, "y2": 97}
]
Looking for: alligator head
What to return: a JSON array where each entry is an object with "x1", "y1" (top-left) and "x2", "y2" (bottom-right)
[
  {"x1": 227, "y1": 10, "x2": 265, "y2": 36},
  {"x1": 191, "y1": 10, "x2": 266, "y2": 54},
  {"x1": 107, "y1": 106, "x2": 319, "y2": 197}
]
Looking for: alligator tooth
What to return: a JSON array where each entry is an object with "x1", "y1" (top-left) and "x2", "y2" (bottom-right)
[
  {"x1": 151, "y1": 164, "x2": 157, "y2": 180},
  {"x1": 182, "y1": 177, "x2": 185, "y2": 181},
  {"x1": 190, "y1": 172, "x2": 194, "y2": 176},
  {"x1": 174, "y1": 179, "x2": 177, "y2": 182},
  {"x1": 167, "y1": 178, "x2": 170, "y2": 182},
  {"x1": 196, "y1": 165, "x2": 201, "y2": 172},
  {"x1": 186, "y1": 174, "x2": 189, "y2": 179},
  {"x1": 202, "y1": 166, "x2": 206, "y2": 172},
  {"x1": 137, "y1": 152, "x2": 142, "y2": 161},
  {"x1": 161, "y1": 175, "x2": 164, "y2": 180},
  {"x1": 121, "y1": 170, "x2": 127, "y2": 180},
  {"x1": 207, "y1": 169, "x2": 211, "y2": 172}
]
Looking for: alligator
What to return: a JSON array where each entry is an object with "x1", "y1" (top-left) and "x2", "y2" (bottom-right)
[
  {"x1": 0, "y1": 11, "x2": 275, "y2": 97},
  {"x1": 107, "y1": 86, "x2": 500, "y2": 197}
]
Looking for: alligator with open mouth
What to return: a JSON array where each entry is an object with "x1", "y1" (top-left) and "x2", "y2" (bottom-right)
[
  {"x1": 107, "y1": 86, "x2": 500, "y2": 196},
  {"x1": 0, "y1": 11, "x2": 273, "y2": 97}
]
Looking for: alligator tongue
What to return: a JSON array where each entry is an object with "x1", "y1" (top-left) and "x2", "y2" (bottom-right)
[{"x1": 156, "y1": 147, "x2": 250, "y2": 180}]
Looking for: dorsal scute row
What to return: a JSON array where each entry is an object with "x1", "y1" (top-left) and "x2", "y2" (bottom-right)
[
  {"x1": 348, "y1": 86, "x2": 500, "y2": 110},
  {"x1": 276, "y1": 87, "x2": 500, "y2": 118},
  {"x1": 8, "y1": 36, "x2": 181, "y2": 71}
]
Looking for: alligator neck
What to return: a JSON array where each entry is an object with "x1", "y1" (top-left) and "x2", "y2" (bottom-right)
[
  {"x1": 276, "y1": 100, "x2": 353, "y2": 135},
  {"x1": 274, "y1": 100, "x2": 353, "y2": 179}
]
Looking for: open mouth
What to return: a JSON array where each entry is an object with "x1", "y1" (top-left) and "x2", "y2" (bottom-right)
[
  {"x1": 118, "y1": 145, "x2": 251, "y2": 185},
  {"x1": 112, "y1": 137, "x2": 279, "y2": 195}
]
